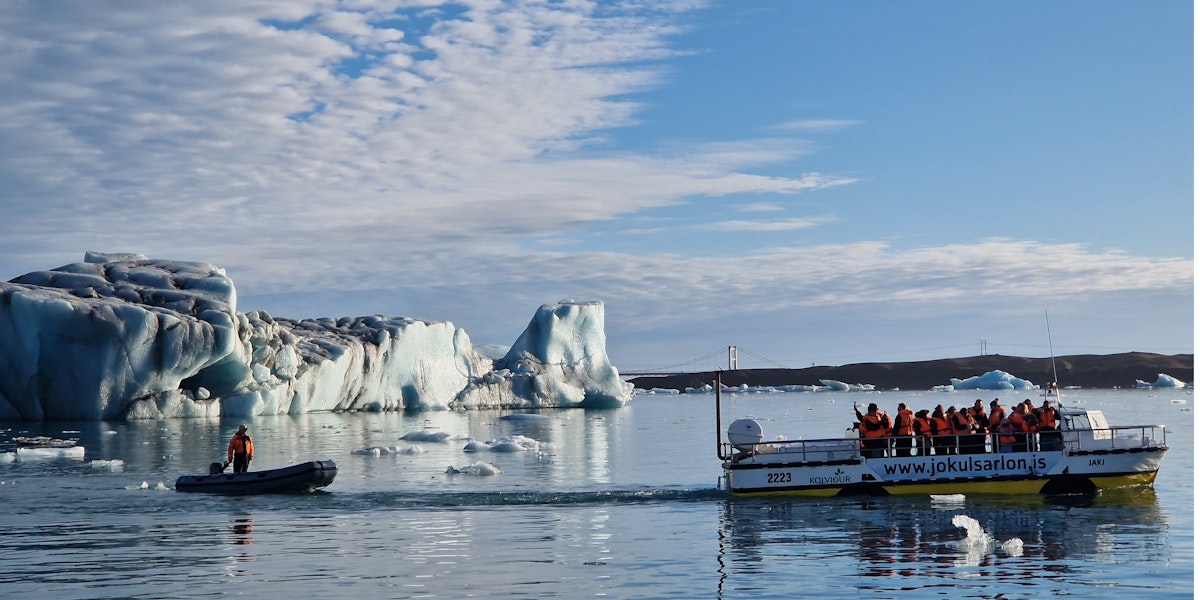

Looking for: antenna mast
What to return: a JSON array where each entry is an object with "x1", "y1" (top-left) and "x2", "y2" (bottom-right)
[{"x1": 1044, "y1": 310, "x2": 1061, "y2": 405}]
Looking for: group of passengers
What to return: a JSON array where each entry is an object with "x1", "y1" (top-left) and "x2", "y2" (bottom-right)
[{"x1": 853, "y1": 396, "x2": 1061, "y2": 458}]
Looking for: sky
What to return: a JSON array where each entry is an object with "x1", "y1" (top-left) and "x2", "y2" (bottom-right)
[{"x1": 0, "y1": 0, "x2": 1193, "y2": 373}]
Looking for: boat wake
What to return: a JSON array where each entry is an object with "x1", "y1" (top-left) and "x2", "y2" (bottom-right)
[{"x1": 346, "y1": 487, "x2": 727, "y2": 509}]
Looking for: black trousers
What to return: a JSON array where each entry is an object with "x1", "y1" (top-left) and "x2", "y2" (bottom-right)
[{"x1": 232, "y1": 453, "x2": 251, "y2": 473}]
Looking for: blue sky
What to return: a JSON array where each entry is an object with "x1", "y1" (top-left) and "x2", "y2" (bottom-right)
[{"x1": 0, "y1": 1, "x2": 1192, "y2": 372}]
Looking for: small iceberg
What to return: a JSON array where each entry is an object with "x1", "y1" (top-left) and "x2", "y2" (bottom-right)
[
  {"x1": 931, "y1": 493, "x2": 966, "y2": 505},
  {"x1": 462, "y1": 435, "x2": 546, "y2": 453},
  {"x1": 445, "y1": 461, "x2": 503, "y2": 476},
  {"x1": 399, "y1": 430, "x2": 454, "y2": 443},
  {"x1": 16, "y1": 446, "x2": 85, "y2": 461},
  {"x1": 636, "y1": 388, "x2": 680, "y2": 395},
  {"x1": 352, "y1": 445, "x2": 425, "y2": 456},
  {"x1": 90, "y1": 459, "x2": 125, "y2": 471}
]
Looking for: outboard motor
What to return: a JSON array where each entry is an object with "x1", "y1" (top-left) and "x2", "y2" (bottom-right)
[
  {"x1": 728, "y1": 419, "x2": 765, "y2": 452},
  {"x1": 209, "y1": 462, "x2": 225, "y2": 475}
]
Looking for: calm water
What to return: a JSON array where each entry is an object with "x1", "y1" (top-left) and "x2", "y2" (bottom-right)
[{"x1": 0, "y1": 388, "x2": 1191, "y2": 599}]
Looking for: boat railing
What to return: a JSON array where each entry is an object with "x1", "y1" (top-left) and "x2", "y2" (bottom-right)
[
  {"x1": 723, "y1": 437, "x2": 860, "y2": 463},
  {"x1": 724, "y1": 424, "x2": 1167, "y2": 463},
  {"x1": 1058, "y1": 424, "x2": 1167, "y2": 452}
]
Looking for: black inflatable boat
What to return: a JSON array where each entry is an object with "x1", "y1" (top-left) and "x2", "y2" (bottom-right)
[{"x1": 175, "y1": 460, "x2": 337, "y2": 494}]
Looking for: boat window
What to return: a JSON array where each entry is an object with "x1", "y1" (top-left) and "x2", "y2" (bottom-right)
[{"x1": 1065, "y1": 414, "x2": 1092, "y2": 431}]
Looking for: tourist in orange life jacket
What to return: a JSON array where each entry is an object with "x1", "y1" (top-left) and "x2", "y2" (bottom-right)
[
  {"x1": 947, "y1": 406, "x2": 973, "y2": 455},
  {"x1": 988, "y1": 399, "x2": 1007, "y2": 452},
  {"x1": 891, "y1": 403, "x2": 915, "y2": 457},
  {"x1": 968, "y1": 399, "x2": 988, "y2": 430},
  {"x1": 854, "y1": 403, "x2": 891, "y2": 458},
  {"x1": 929, "y1": 405, "x2": 952, "y2": 455},
  {"x1": 957, "y1": 407, "x2": 986, "y2": 454},
  {"x1": 912, "y1": 410, "x2": 933, "y2": 456},
  {"x1": 227, "y1": 425, "x2": 254, "y2": 473},
  {"x1": 1035, "y1": 399, "x2": 1062, "y2": 450},
  {"x1": 1000, "y1": 405, "x2": 1032, "y2": 453}
]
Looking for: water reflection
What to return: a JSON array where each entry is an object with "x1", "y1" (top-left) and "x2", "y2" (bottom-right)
[
  {"x1": 230, "y1": 513, "x2": 254, "y2": 546},
  {"x1": 717, "y1": 488, "x2": 1167, "y2": 596}
]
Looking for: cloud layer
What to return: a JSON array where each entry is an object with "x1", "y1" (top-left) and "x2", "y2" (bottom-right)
[{"x1": 0, "y1": 1, "x2": 1191, "y2": 368}]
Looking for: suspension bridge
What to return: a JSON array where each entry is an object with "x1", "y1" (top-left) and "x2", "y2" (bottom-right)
[{"x1": 620, "y1": 346, "x2": 791, "y2": 378}]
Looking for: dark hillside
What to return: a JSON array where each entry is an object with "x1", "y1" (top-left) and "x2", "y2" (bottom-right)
[{"x1": 627, "y1": 352, "x2": 1193, "y2": 391}]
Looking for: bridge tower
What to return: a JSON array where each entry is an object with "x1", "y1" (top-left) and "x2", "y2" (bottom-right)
[{"x1": 728, "y1": 345, "x2": 738, "y2": 370}]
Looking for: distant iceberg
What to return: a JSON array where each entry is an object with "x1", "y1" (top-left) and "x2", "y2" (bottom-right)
[
  {"x1": 950, "y1": 370, "x2": 1035, "y2": 391},
  {"x1": 1135, "y1": 373, "x2": 1188, "y2": 389},
  {"x1": 0, "y1": 253, "x2": 632, "y2": 420}
]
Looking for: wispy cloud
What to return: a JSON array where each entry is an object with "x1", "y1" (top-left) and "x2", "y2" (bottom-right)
[
  {"x1": 770, "y1": 119, "x2": 863, "y2": 133},
  {"x1": 703, "y1": 217, "x2": 837, "y2": 232}
]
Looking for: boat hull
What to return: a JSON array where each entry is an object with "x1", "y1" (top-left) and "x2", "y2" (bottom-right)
[
  {"x1": 724, "y1": 447, "x2": 1165, "y2": 497},
  {"x1": 175, "y1": 460, "x2": 338, "y2": 494}
]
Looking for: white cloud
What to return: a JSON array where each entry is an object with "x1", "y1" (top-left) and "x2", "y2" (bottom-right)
[{"x1": 0, "y1": 1, "x2": 1190, "y2": 368}]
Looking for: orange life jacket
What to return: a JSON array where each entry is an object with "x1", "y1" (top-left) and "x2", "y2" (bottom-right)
[
  {"x1": 913, "y1": 417, "x2": 932, "y2": 438},
  {"x1": 950, "y1": 411, "x2": 972, "y2": 435},
  {"x1": 988, "y1": 407, "x2": 1006, "y2": 430},
  {"x1": 228, "y1": 433, "x2": 254, "y2": 457},
  {"x1": 860, "y1": 413, "x2": 890, "y2": 438},
  {"x1": 1037, "y1": 406, "x2": 1059, "y2": 430},
  {"x1": 929, "y1": 416, "x2": 949, "y2": 436},
  {"x1": 999, "y1": 413, "x2": 1029, "y2": 444},
  {"x1": 893, "y1": 409, "x2": 915, "y2": 436}
]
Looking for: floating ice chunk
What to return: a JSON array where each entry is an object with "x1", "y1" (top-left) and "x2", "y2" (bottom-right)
[
  {"x1": 127, "y1": 481, "x2": 150, "y2": 490},
  {"x1": 16, "y1": 446, "x2": 85, "y2": 461},
  {"x1": 400, "y1": 431, "x2": 454, "y2": 443},
  {"x1": 953, "y1": 514, "x2": 990, "y2": 544},
  {"x1": 0, "y1": 452, "x2": 14, "y2": 464},
  {"x1": 465, "y1": 435, "x2": 544, "y2": 453},
  {"x1": 401, "y1": 445, "x2": 425, "y2": 454},
  {"x1": 952, "y1": 514, "x2": 1024, "y2": 566},
  {"x1": 636, "y1": 388, "x2": 680, "y2": 395},
  {"x1": 931, "y1": 494, "x2": 966, "y2": 504},
  {"x1": 445, "y1": 461, "x2": 502, "y2": 476},
  {"x1": 488, "y1": 440, "x2": 525, "y2": 452},
  {"x1": 999, "y1": 537, "x2": 1024, "y2": 556},
  {"x1": 90, "y1": 459, "x2": 125, "y2": 471}
]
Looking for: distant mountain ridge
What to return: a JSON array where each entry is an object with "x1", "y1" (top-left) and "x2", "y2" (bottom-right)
[{"x1": 627, "y1": 352, "x2": 1193, "y2": 391}]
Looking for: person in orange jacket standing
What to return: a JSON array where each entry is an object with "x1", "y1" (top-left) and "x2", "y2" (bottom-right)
[
  {"x1": 854, "y1": 403, "x2": 892, "y2": 458},
  {"x1": 891, "y1": 403, "x2": 915, "y2": 457},
  {"x1": 227, "y1": 424, "x2": 254, "y2": 473}
]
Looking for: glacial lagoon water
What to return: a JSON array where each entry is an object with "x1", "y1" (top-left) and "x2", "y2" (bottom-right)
[{"x1": 0, "y1": 388, "x2": 1192, "y2": 599}]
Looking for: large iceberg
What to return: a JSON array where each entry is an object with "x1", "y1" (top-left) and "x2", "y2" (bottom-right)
[
  {"x1": 0, "y1": 253, "x2": 632, "y2": 420},
  {"x1": 1135, "y1": 373, "x2": 1188, "y2": 389},
  {"x1": 950, "y1": 370, "x2": 1036, "y2": 391}
]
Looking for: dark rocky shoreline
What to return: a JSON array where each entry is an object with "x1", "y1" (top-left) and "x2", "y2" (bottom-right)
[{"x1": 627, "y1": 352, "x2": 1193, "y2": 391}]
